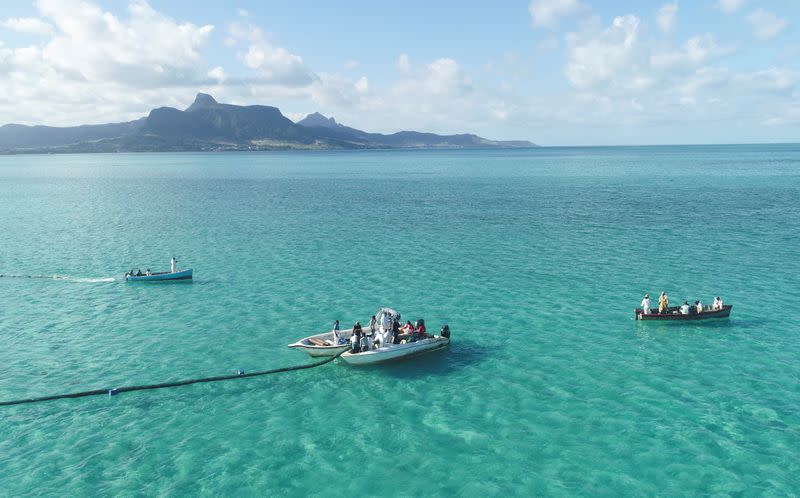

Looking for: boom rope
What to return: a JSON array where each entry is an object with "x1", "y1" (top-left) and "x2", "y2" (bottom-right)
[{"x1": 0, "y1": 349, "x2": 348, "y2": 407}]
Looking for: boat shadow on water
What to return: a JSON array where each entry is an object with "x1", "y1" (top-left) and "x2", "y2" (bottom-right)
[
  {"x1": 346, "y1": 338, "x2": 498, "y2": 378},
  {"x1": 634, "y1": 317, "x2": 761, "y2": 331}
]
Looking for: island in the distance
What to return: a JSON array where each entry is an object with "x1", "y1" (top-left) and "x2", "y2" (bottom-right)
[{"x1": 0, "y1": 93, "x2": 536, "y2": 153}]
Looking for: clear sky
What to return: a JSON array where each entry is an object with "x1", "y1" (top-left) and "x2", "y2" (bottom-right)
[{"x1": 0, "y1": 0, "x2": 797, "y2": 145}]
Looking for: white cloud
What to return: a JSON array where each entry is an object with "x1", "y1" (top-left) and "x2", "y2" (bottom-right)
[
  {"x1": 565, "y1": 15, "x2": 642, "y2": 89},
  {"x1": 736, "y1": 68, "x2": 798, "y2": 92},
  {"x1": 354, "y1": 76, "x2": 369, "y2": 93},
  {"x1": 208, "y1": 66, "x2": 226, "y2": 83},
  {"x1": 403, "y1": 58, "x2": 472, "y2": 96},
  {"x1": 397, "y1": 53, "x2": 411, "y2": 73},
  {"x1": 717, "y1": 0, "x2": 746, "y2": 14},
  {"x1": 747, "y1": 9, "x2": 788, "y2": 40},
  {"x1": 304, "y1": 72, "x2": 373, "y2": 109},
  {"x1": 0, "y1": 0, "x2": 219, "y2": 125},
  {"x1": 345, "y1": 56, "x2": 486, "y2": 133},
  {"x1": 652, "y1": 33, "x2": 732, "y2": 69},
  {"x1": 35, "y1": 0, "x2": 214, "y2": 85},
  {"x1": 0, "y1": 17, "x2": 53, "y2": 35},
  {"x1": 656, "y1": 3, "x2": 678, "y2": 34},
  {"x1": 529, "y1": 0, "x2": 586, "y2": 28},
  {"x1": 229, "y1": 21, "x2": 314, "y2": 87},
  {"x1": 344, "y1": 60, "x2": 359, "y2": 70}
]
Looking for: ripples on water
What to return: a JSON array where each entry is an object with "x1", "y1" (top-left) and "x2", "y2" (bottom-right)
[{"x1": 0, "y1": 146, "x2": 799, "y2": 495}]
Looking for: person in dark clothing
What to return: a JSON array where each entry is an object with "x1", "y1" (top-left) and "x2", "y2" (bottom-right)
[
  {"x1": 392, "y1": 320, "x2": 401, "y2": 344},
  {"x1": 350, "y1": 321, "x2": 363, "y2": 353}
]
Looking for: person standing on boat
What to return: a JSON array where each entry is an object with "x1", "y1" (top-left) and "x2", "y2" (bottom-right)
[
  {"x1": 713, "y1": 297, "x2": 723, "y2": 310},
  {"x1": 170, "y1": 256, "x2": 177, "y2": 274},
  {"x1": 658, "y1": 292, "x2": 669, "y2": 314},
  {"x1": 332, "y1": 320, "x2": 341, "y2": 344},
  {"x1": 380, "y1": 312, "x2": 391, "y2": 335},
  {"x1": 391, "y1": 320, "x2": 401, "y2": 344},
  {"x1": 369, "y1": 315, "x2": 377, "y2": 336},
  {"x1": 695, "y1": 300, "x2": 703, "y2": 314},
  {"x1": 641, "y1": 294, "x2": 651, "y2": 315},
  {"x1": 350, "y1": 322, "x2": 363, "y2": 352}
]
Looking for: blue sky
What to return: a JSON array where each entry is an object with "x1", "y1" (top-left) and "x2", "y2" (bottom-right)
[{"x1": 0, "y1": 0, "x2": 798, "y2": 145}]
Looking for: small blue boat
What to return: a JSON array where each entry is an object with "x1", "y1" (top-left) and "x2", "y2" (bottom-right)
[
  {"x1": 125, "y1": 268, "x2": 192, "y2": 282},
  {"x1": 125, "y1": 257, "x2": 192, "y2": 282}
]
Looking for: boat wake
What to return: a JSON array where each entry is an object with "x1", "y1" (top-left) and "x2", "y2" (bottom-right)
[{"x1": 0, "y1": 274, "x2": 116, "y2": 283}]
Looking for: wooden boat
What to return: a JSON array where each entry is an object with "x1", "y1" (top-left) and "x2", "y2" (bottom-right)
[
  {"x1": 287, "y1": 328, "x2": 356, "y2": 357},
  {"x1": 125, "y1": 268, "x2": 193, "y2": 282},
  {"x1": 635, "y1": 304, "x2": 732, "y2": 321},
  {"x1": 339, "y1": 335, "x2": 450, "y2": 365}
]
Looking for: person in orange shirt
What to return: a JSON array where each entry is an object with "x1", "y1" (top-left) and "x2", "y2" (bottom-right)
[{"x1": 658, "y1": 292, "x2": 669, "y2": 314}]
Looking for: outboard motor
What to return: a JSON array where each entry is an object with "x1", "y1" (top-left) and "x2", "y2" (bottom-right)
[{"x1": 441, "y1": 324, "x2": 450, "y2": 338}]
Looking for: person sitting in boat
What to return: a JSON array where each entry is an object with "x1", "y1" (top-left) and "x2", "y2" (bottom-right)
[
  {"x1": 416, "y1": 320, "x2": 427, "y2": 339},
  {"x1": 713, "y1": 297, "x2": 723, "y2": 310},
  {"x1": 146, "y1": 269, "x2": 151, "y2": 276},
  {"x1": 136, "y1": 269, "x2": 143, "y2": 277},
  {"x1": 658, "y1": 292, "x2": 669, "y2": 314},
  {"x1": 680, "y1": 301, "x2": 690, "y2": 315},
  {"x1": 640, "y1": 294, "x2": 651, "y2": 315},
  {"x1": 401, "y1": 321, "x2": 417, "y2": 342},
  {"x1": 695, "y1": 300, "x2": 703, "y2": 314}
]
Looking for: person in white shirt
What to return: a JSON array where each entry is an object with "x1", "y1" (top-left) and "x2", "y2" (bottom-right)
[
  {"x1": 695, "y1": 300, "x2": 703, "y2": 314},
  {"x1": 680, "y1": 301, "x2": 690, "y2": 314},
  {"x1": 640, "y1": 294, "x2": 651, "y2": 315},
  {"x1": 170, "y1": 256, "x2": 177, "y2": 273},
  {"x1": 332, "y1": 320, "x2": 341, "y2": 344},
  {"x1": 377, "y1": 313, "x2": 391, "y2": 347},
  {"x1": 713, "y1": 297, "x2": 723, "y2": 310}
]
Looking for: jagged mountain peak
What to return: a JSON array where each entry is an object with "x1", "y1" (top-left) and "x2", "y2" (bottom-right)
[
  {"x1": 186, "y1": 93, "x2": 219, "y2": 111},
  {"x1": 296, "y1": 112, "x2": 342, "y2": 129}
]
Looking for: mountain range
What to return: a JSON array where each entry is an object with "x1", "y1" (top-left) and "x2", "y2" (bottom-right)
[{"x1": 0, "y1": 93, "x2": 535, "y2": 153}]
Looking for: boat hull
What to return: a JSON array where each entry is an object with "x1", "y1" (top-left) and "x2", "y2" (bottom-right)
[
  {"x1": 339, "y1": 336, "x2": 450, "y2": 365},
  {"x1": 125, "y1": 269, "x2": 193, "y2": 282},
  {"x1": 635, "y1": 304, "x2": 732, "y2": 321},
  {"x1": 288, "y1": 329, "x2": 355, "y2": 357}
]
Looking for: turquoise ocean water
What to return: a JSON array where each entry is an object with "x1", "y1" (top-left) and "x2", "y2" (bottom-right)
[{"x1": 1, "y1": 145, "x2": 799, "y2": 495}]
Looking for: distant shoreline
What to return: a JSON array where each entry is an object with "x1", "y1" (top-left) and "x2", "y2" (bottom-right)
[{"x1": 2, "y1": 142, "x2": 798, "y2": 156}]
